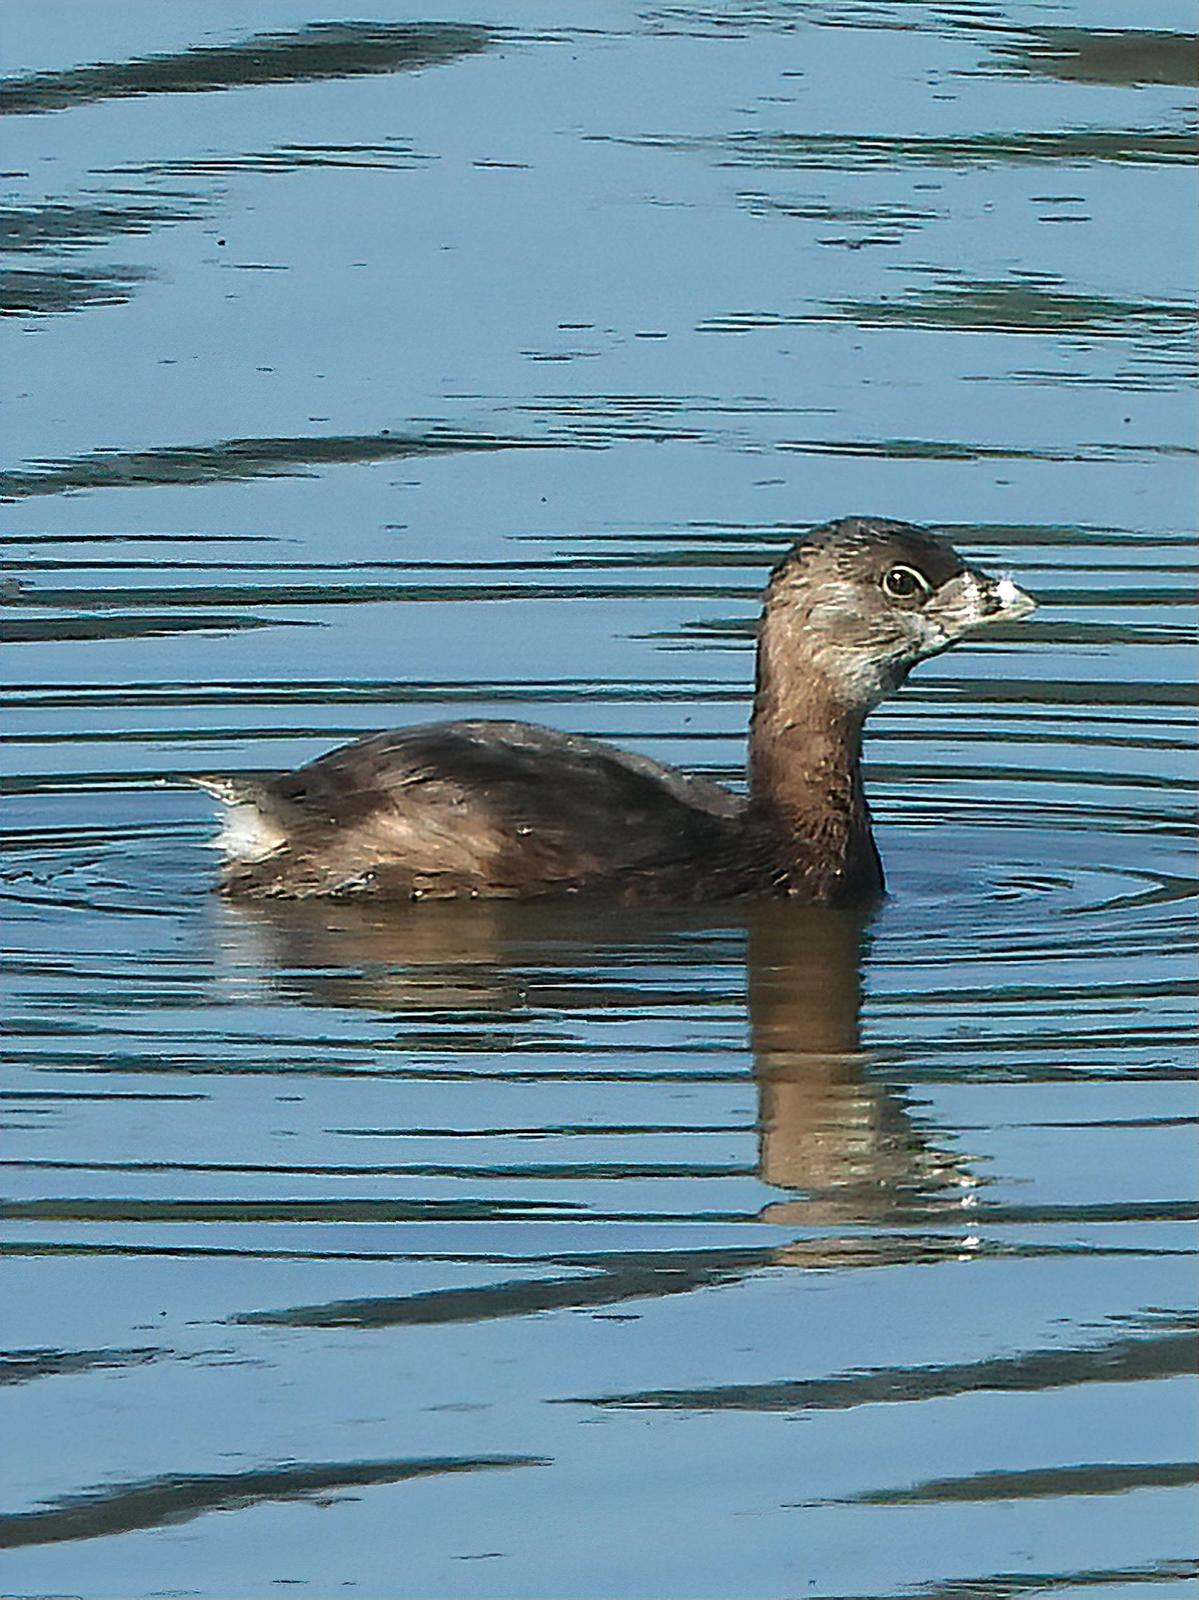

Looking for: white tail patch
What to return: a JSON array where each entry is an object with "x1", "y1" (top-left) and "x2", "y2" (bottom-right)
[
  {"x1": 192, "y1": 776, "x2": 289, "y2": 862},
  {"x1": 216, "y1": 801, "x2": 288, "y2": 863}
]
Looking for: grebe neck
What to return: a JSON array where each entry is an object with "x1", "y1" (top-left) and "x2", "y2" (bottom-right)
[{"x1": 747, "y1": 625, "x2": 883, "y2": 901}]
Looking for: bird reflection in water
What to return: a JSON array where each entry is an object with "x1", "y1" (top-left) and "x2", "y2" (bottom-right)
[
  {"x1": 744, "y1": 906, "x2": 977, "y2": 1259},
  {"x1": 212, "y1": 896, "x2": 979, "y2": 1259}
]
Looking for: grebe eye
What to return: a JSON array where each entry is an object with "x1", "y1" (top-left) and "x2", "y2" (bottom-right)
[{"x1": 882, "y1": 565, "x2": 930, "y2": 601}]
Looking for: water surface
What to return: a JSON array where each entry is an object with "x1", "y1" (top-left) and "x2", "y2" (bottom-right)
[{"x1": 1, "y1": 3, "x2": 1196, "y2": 1596}]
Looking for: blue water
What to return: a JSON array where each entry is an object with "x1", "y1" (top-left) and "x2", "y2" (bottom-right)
[{"x1": 1, "y1": 4, "x2": 1196, "y2": 1596}]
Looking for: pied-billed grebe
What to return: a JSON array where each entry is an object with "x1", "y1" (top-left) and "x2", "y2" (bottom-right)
[{"x1": 195, "y1": 516, "x2": 1034, "y2": 905}]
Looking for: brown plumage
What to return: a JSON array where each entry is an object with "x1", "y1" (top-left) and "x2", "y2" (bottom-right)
[{"x1": 195, "y1": 516, "x2": 1034, "y2": 905}]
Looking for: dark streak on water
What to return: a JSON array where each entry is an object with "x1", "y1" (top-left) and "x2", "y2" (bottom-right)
[
  {"x1": 879, "y1": 1559, "x2": 1199, "y2": 1600},
  {"x1": 0, "y1": 429, "x2": 545, "y2": 498},
  {"x1": 820, "y1": 1459, "x2": 1199, "y2": 1507},
  {"x1": 0, "y1": 263, "x2": 153, "y2": 317},
  {"x1": 0, "y1": 1454, "x2": 543, "y2": 1550},
  {"x1": 0, "y1": 2, "x2": 1195, "y2": 1597},
  {"x1": 0, "y1": 194, "x2": 208, "y2": 253},
  {"x1": 609, "y1": 128, "x2": 1198, "y2": 170},
  {"x1": 986, "y1": 28, "x2": 1199, "y2": 89},
  {"x1": 568, "y1": 1311, "x2": 1198, "y2": 1410},
  {"x1": 0, "y1": 21, "x2": 498, "y2": 116}
]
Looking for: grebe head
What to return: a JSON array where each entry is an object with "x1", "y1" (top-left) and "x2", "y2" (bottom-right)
[{"x1": 761, "y1": 516, "x2": 1036, "y2": 715}]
